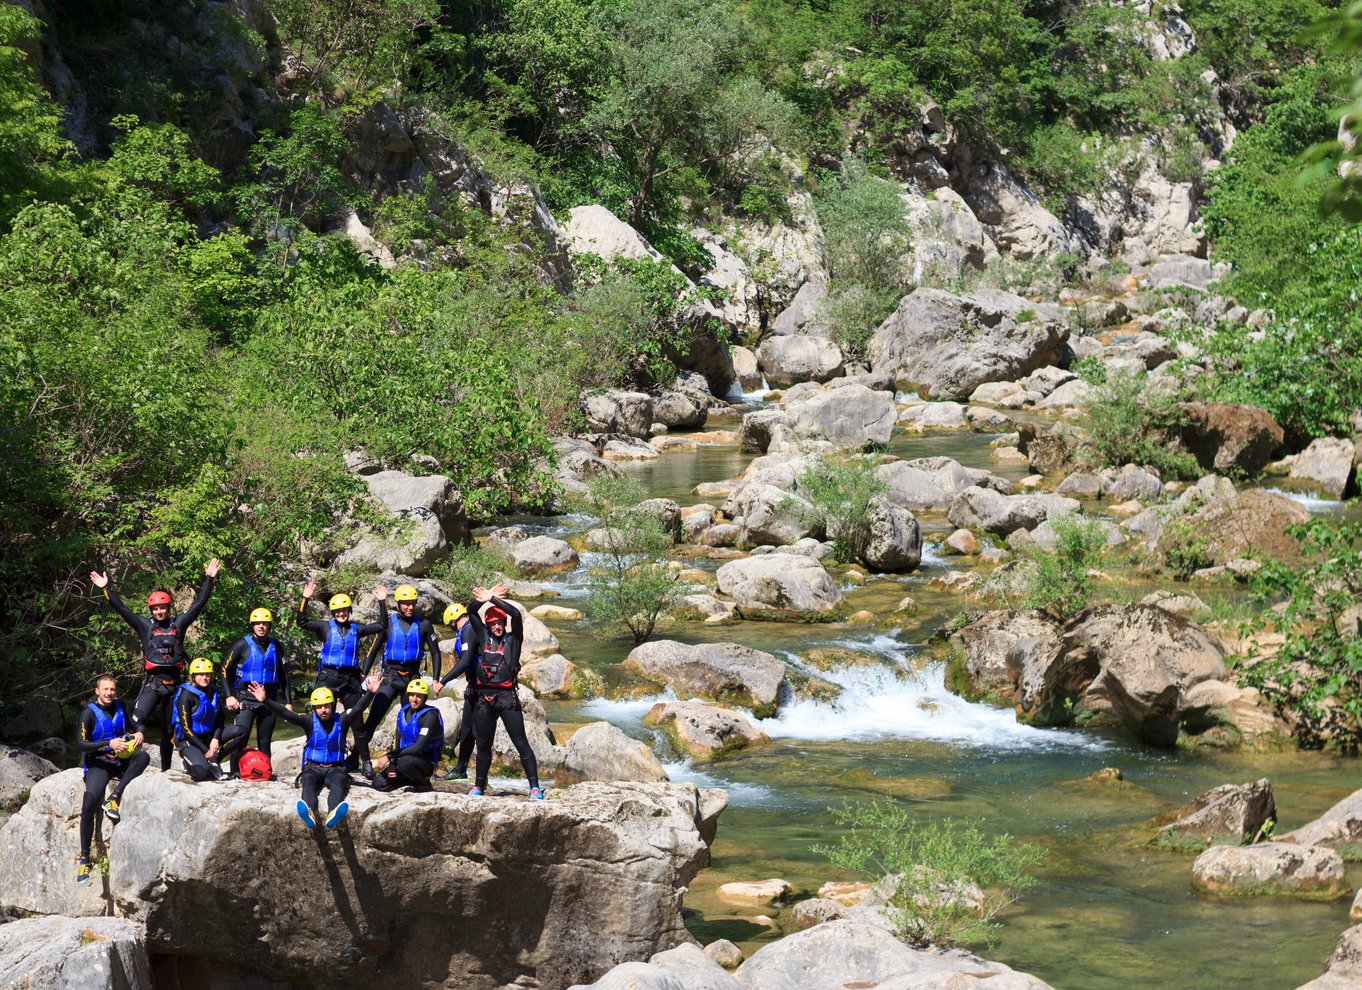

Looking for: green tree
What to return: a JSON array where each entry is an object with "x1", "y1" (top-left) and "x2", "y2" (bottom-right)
[
  {"x1": 1079, "y1": 371, "x2": 1199, "y2": 479},
  {"x1": 1019, "y1": 515, "x2": 1111, "y2": 619},
  {"x1": 0, "y1": 4, "x2": 72, "y2": 227},
  {"x1": 792, "y1": 452, "x2": 888, "y2": 564}
]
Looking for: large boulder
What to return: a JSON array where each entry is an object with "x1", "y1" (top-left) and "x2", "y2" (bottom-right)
[
  {"x1": 520, "y1": 654, "x2": 605, "y2": 699},
  {"x1": 567, "y1": 941, "x2": 746, "y2": 990},
  {"x1": 556, "y1": 721, "x2": 669, "y2": 785},
  {"x1": 359, "y1": 470, "x2": 467, "y2": 539},
  {"x1": 782, "y1": 384, "x2": 897, "y2": 447},
  {"x1": 1165, "y1": 488, "x2": 1310, "y2": 566},
  {"x1": 756, "y1": 335, "x2": 844, "y2": 386},
  {"x1": 870, "y1": 287, "x2": 1068, "y2": 400},
  {"x1": 624, "y1": 641, "x2": 786, "y2": 717},
  {"x1": 734, "y1": 919, "x2": 1057, "y2": 990},
  {"x1": 336, "y1": 469, "x2": 467, "y2": 577},
  {"x1": 513, "y1": 535, "x2": 581, "y2": 576},
  {"x1": 1290, "y1": 437, "x2": 1358, "y2": 499},
  {"x1": 877, "y1": 457, "x2": 1009, "y2": 512},
  {"x1": 0, "y1": 916, "x2": 152, "y2": 990},
  {"x1": 583, "y1": 390, "x2": 655, "y2": 438},
  {"x1": 1179, "y1": 403, "x2": 1284, "y2": 476},
  {"x1": 1150, "y1": 779, "x2": 1277, "y2": 852},
  {"x1": 963, "y1": 162, "x2": 1077, "y2": 261},
  {"x1": 1191, "y1": 842, "x2": 1350, "y2": 899},
  {"x1": 565, "y1": 204, "x2": 664, "y2": 263},
  {"x1": 1278, "y1": 789, "x2": 1362, "y2": 857},
  {"x1": 652, "y1": 390, "x2": 709, "y2": 430},
  {"x1": 947, "y1": 487, "x2": 1076, "y2": 536},
  {"x1": 857, "y1": 499, "x2": 922, "y2": 572},
  {"x1": 0, "y1": 741, "x2": 58, "y2": 809},
  {"x1": 724, "y1": 482, "x2": 818, "y2": 547},
  {"x1": 1053, "y1": 604, "x2": 1229, "y2": 746},
  {"x1": 0, "y1": 771, "x2": 719, "y2": 990},
  {"x1": 1298, "y1": 925, "x2": 1362, "y2": 990},
  {"x1": 714, "y1": 555, "x2": 843, "y2": 619},
  {"x1": 644, "y1": 701, "x2": 771, "y2": 758},
  {"x1": 948, "y1": 610, "x2": 1063, "y2": 704}
]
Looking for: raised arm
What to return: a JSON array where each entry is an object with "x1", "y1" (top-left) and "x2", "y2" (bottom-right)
[
  {"x1": 253, "y1": 685, "x2": 311, "y2": 730},
  {"x1": 91, "y1": 572, "x2": 144, "y2": 631},
  {"x1": 175, "y1": 559, "x2": 220, "y2": 630},
  {"x1": 294, "y1": 583, "x2": 329, "y2": 637}
]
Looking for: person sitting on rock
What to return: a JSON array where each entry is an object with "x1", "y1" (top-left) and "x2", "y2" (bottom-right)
[
  {"x1": 89, "y1": 558, "x2": 220, "y2": 772},
  {"x1": 440, "y1": 601, "x2": 477, "y2": 781},
  {"x1": 445, "y1": 584, "x2": 542, "y2": 800},
  {"x1": 296, "y1": 581, "x2": 388, "y2": 778},
  {"x1": 73, "y1": 673, "x2": 150, "y2": 884},
  {"x1": 246, "y1": 672, "x2": 380, "y2": 829},
  {"x1": 173, "y1": 658, "x2": 248, "y2": 782},
  {"x1": 361, "y1": 584, "x2": 443, "y2": 756},
  {"x1": 371, "y1": 678, "x2": 444, "y2": 793},
  {"x1": 222, "y1": 606, "x2": 293, "y2": 777}
]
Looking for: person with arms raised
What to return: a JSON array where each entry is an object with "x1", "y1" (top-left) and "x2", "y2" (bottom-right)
[{"x1": 89, "y1": 559, "x2": 220, "y2": 771}]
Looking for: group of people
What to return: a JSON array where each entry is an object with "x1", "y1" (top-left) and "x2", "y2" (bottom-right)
[{"x1": 75, "y1": 560, "x2": 543, "y2": 884}]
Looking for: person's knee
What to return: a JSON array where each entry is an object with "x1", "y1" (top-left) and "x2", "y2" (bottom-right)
[{"x1": 186, "y1": 763, "x2": 214, "y2": 783}]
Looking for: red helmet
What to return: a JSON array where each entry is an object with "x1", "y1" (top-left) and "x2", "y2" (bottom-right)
[
  {"x1": 239, "y1": 750, "x2": 272, "y2": 781},
  {"x1": 146, "y1": 590, "x2": 173, "y2": 607},
  {"x1": 484, "y1": 606, "x2": 507, "y2": 623}
]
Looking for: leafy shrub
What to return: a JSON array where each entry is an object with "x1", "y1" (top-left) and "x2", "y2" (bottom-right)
[
  {"x1": 1160, "y1": 515, "x2": 1214, "y2": 581},
  {"x1": 792, "y1": 453, "x2": 889, "y2": 564},
  {"x1": 814, "y1": 800, "x2": 1042, "y2": 949},
  {"x1": 1079, "y1": 371, "x2": 1199, "y2": 479},
  {"x1": 1019, "y1": 515, "x2": 1111, "y2": 619}
]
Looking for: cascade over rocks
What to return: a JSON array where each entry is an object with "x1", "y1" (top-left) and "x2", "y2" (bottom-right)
[
  {"x1": 869, "y1": 288, "x2": 1069, "y2": 400},
  {"x1": 0, "y1": 770, "x2": 721, "y2": 990},
  {"x1": 624, "y1": 641, "x2": 786, "y2": 718}
]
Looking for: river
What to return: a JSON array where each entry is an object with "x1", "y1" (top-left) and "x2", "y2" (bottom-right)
[{"x1": 520, "y1": 404, "x2": 1358, "y2": 990}]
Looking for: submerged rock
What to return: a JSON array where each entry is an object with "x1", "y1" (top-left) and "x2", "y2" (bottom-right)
[
  {"x1": 1279, "y1": 789, "x2": 1362, "y2": 858},
  {"x1": 644, "y1": 701, "x2": 770, "y2": 758},
  {"x1": 1191, "y1": 842, "x2": 1350, "y2": 900},
  {"x1": 0, "y1": 771, "x2": 719, "y2": 990}
]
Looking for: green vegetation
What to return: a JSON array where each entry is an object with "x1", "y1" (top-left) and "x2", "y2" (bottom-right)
[
  {"x1": 579, "y1": 475, "x2": 687, "y2": 644},
  {"x1": 1020, "y1": 516, "x2": 1112, "y2": 619},
  {"x1": 792, "y1": 452, "x2": 889, "y2": 564},
  {"x1": 1079, "y1": 372, "x2": 1199, "y2": 479},
  {"x1": 1160, "y1": 515, "x2": 1215, "y2": 581},
  {"x1": 814, "y1": 800, "x2": 1042, "y2": 949},
  {"x1": 1239, "y1": 519, "x2": 1362, "y2": 748}
]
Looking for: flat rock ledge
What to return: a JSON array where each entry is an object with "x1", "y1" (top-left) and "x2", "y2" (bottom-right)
[
  {"x1": 1191, "y1": 842, "x2": 1351, "y2": 900},
  {"x1": 0, "y1": 769, "x2": 724, "y2": 990},
  {"x1": 0, "y1": 915, "x2": 152, "y2": 990}
]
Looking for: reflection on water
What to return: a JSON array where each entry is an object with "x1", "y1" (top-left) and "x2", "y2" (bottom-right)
[{"x1": 532, "y1": 418, "x2": 1360, "y2": 990}]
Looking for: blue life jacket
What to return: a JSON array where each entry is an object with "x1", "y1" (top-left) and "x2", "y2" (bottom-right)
[
  {"x1": 238, "y1": 638, "x2": 279, "y2": 685},
  {"x1": 174, "y1": 683, "x2": 218, "y2": 741},
  {"x1": 319, "y1": 619, "x2": 358, "y2": 669},
  {"x1": 384, "y1": 615, "x2": 424, "y2": 666},
  {"x1": 84, "y1": 701, "x2": 126, "y2": 767},
  {"x1": 304, "y1": 714, "x2": 345, "y2": 764},
  {"x1": 396, "y1": 704, "x2": 444, "y2": 763}
]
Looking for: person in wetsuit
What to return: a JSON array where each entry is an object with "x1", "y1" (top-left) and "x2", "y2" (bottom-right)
[
  {"x1": 246, "y1": 673, "x2": 379, "y2": 829},
  {"x1": 295, "y1": 582, "x2": 387, "y2": 778},
  {"x1": 173, "y1": 658, "x2": 248, "y2": 781},
  {"x1": 73, "y1": 674, "x2": 150, "y2": 884},
  {"x1": 89, "y1": 559, "x2": 221, "y2": 771},
  {"x1": 446, "y1": 584, "x2": 542, "y2": 799},
  {"x1": 222, "y1": 607, "x2": 293, "y2": 775},
  {"x1": 371, "y1": 678, "x2": 444, "y2": 792},
  {"x1": 440, "y1": 602, "x2": 476, "y2": 781},
  {"x1": 361, "y1": 584, "x2": 443, "y2": 752}
]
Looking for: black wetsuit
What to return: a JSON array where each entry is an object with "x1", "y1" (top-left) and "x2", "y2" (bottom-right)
[
  {"x1": 223, "y1": 632, "x2": 293, "y2": 772},
  {"x1": 262, "y1": 692, "x2": 373, "y2": 816},
  {"x1": 101, "y1": 575, "x2": 214, "y2": 771},
  {"x1": 295, "y1": 597, "x2": 386, "y2": 765},
  {"x1": 75, "y1": 700, "x2": 151, "y2": 859},
  {"x1": 448, "y1": 624, "x2": 476, "y2": 775},
  {"x1": 447, "y1": 598, "x2": 538, "y2": 791},
  {"x1": 362, "y1": 610, "x2": 443, "y2": 744},
  {"x1": 372, "y1": 703, "x2": 444, "y2": 791},
  {"x1": 173, "y1": 681, "x2": 247, "y2": 781}
]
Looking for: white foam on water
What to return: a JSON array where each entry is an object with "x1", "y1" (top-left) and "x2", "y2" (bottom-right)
[
  {"x1": 919, "y1": 542, "x2": 948, "y2": 568},
  {"x1": 578, "y1": 690, "x2": 675, "y2": 731},
  {"x1": 761, "y1": 636, "x2": 1107, "y2": 753},
  {"x1": 1263, "y1": 487, "x2": 1343, "y2": 513},
  {"x1": 659, "y1": 759, "x2": 772, "y2": 804},
  {"x1": 729, "y1": 376, "x2": 771, "y2": 404}
]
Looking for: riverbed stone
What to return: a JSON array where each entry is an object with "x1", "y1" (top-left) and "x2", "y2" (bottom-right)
[
  {"x1": 717, "y1": 878, "x2": 794, "y2": 906},
  {"x1": 783, "y1": 383, "x2": 898, "y2": 447},
  {"x1": 857, "y1": 499, "x2": 922, "y2": 572},
  {"x1": 789, "y1": 898, "x2": 849, "y2": 930},
  {"x1": 944, "y1": 528, "x2": 981, "y2": 555},
  {"x1": 513, "y1": 535, "x2": 580, "y2": 575},
  {"x1": 714, "y1": 554, "x2": 843, "y2": 619},
  {"x1": 602, "y1": 436, "x2": 662, "y2": 461},
  {"x1": 757, "y1": 335, "x2": 845, "y2": 387},
  {"x1": 624, "y1": 640, "x2": 786, "y2": 717},
  {"x1": 556, "y1": 721, "x2": 669, "y2": 785},
  {"x1": 644, "y1": 701, "x2": 770, "y2": 758},
  {"x1": 519, "y1": 654, "x2": 603, "y2": 699},
  {"x1": 1298, "y1": 924, "x2": 1362, "y2": 990},
  {"x1": 950, "y1": 609, "x2": 1062, "y2": 705},
  {"x1": 898, "y1": 401, "x2": 968, "y2": 430},
  {"x1": 1278, "y1": 789, "x2": 1362, "y2": 858},
  {"x1": 1179, "y1": 402, "x2": 1284, "y2": 476},
  {"x1": 947, "y1": 486, "x2": 1076, "y2": 536},
  {"x1": 704, "y1": 940, "x2": 745, "y2": 969},
  {"x1": 1151, "y1": 778, "x2": 1277, "y2": 852},
  {"x1": 1191, "y1": 842, "x2": 1350, "y2": 899},
  {"x1": 1169, "y1": 488, "x2": 1309, "y2": 566},
  {"x1": 0, "y1": 915, "x2": 153, "y2": 990},
  {"x1": 1290, "y1": 437, "x2": 1357, "y2": 499},
  {"x1": 0, "y1": 742, "x2": 58, "y2": 810},
  {"x1": 725, "y1": 482, "x2": 818, "y2": 546},
  {"x1": 583, "y1": 389, "x2": 655, "y2": 437},
  {"x1": 0, "y1": 770, "x2": 718, "y2": 990},
  {"x1": 877, "y1": 457, "x2": 1009, "y2": 512}
]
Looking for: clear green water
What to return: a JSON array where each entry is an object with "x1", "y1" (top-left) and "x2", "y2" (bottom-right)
[{"x1": 533, "y1": 409, "x2": 1360, "y2": 990}]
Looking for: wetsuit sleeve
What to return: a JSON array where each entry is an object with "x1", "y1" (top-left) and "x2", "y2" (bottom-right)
[
  {"x1": 363, "y1": 617, "x2": 386, "y2": 675},
  {"x1": 394, "y1": 707, "x2": 444, "y2": 758},
  {"x1": 74, "y1": 706, "x2": 112, "y2": 754},
  {"x1": 340, "y1": 690, "x2": 375, "y2": 727},
  {"x1": 260, "y1": 697, "x2": 310, "y2": 730},
  {"x1": 175, "y1": 574, "x2": 215, "y2": 631},
  {"x1": 210, "y1": 695, "x2": 226, "y2": 743},
  {"x1": 277, "y1": 643, "x2": 294, "y2": 703},
  {"x1": 355, "y1": 599, "x2": 388, "y2": 638},
  {"x1": 444, "y1": 638, "x2": 473, "y2": 680},
  {"x1": 175, "y1": 692, "x2": 210, "y2": 751},
  {"x1": 421, "y1": 619, "x2": 442, "y2": 680},
  {"x1": 295, "y1": 598, "x2": 329, "y2": 637},
  {"x1": 489, "y1": 596, "x2": 524, "y2": 670},
  {"x1": 223, "y1": 640, "x2": 247, "y2": 698},
  {"x1": 101, "y1": 585, "x2": 148, "y2": 635}
]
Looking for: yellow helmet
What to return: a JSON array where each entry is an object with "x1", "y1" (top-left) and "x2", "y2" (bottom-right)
[
  {"x1": 443, "y1": 603, "x2": 467, "y2": 625},
  {"x1": 249, "y1": 607, "x2": 273, "y2": 624},
  {"x1": 327, "y1": 593, "x2": 353, "y2": 612},
  {"x1": 406, "y1": 678, "x2": 431, "y2": 697},
  {"x1": 188, "y1": 658, "x2": 214, "y2": 675},
  {"x1": 310, "y1": 687, "x2": 335, "y2": 707},
  {"x1": 394, "y1": 584, "x2": 419, "y2": 603}
]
